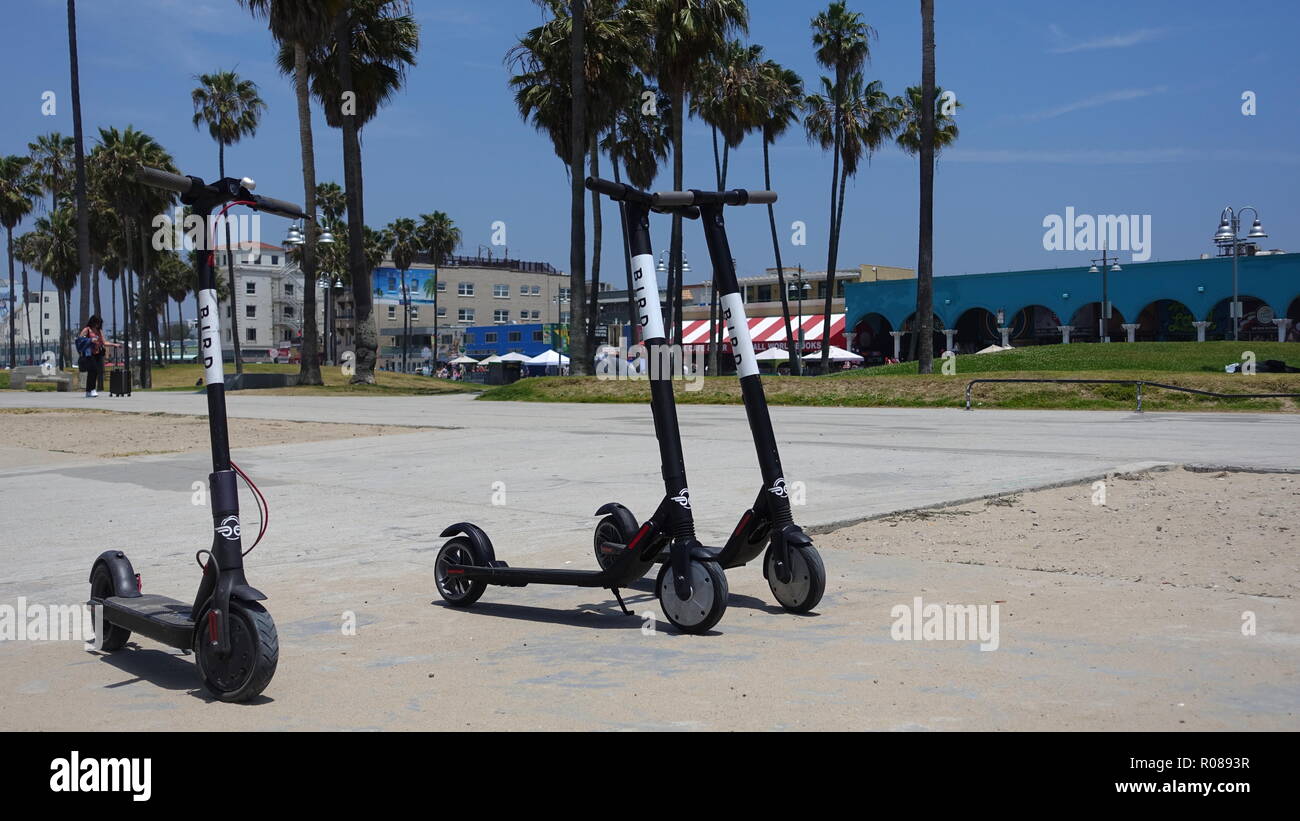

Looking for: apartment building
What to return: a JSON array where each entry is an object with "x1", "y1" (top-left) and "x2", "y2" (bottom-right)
[
  {"x1": 0, "y1": 288, "x2": 64, "y2": 356},
  {"x1": 366, "y1": 253, "x2": 569, "y2": 369},
  {"x1": 681, "y1": 263, "x2": 915, "y2": 321},
  {"x1": 214, "y1": 242, "x2": 323, "y2": 361}
]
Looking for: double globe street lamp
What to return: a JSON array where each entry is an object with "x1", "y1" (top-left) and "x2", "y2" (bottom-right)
[
  {"x1": 1214, "y1": 207, "x2": 1267, "y2": 342},
  {"x1": 283, "y1": 217, "x2": 334, "y2": 362}
]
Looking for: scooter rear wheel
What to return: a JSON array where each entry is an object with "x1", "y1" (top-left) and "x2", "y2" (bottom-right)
[
  {"x1": 592, "y1": 509, "x2": 640, "y2": 573},
  {"x1": 89, "y1": 565, "x2": 132, "y2": 651},
  {"x1": 435, "y1": 536, "x2": 487, "y2": 606},
  {"x1": 193, "y1": 601, "x2": 278, "y2": 703},
  {"x1": 766, "y1": 545, "x2": 826, "y2": 614},
  {"x1": 655, "y1": 559, "x2": 728, "y2": 634}
]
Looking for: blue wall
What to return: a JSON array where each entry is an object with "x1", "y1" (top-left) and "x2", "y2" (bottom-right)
[
  {"x1": 462, "y1": 323, "x2": 556, "y2": 358},
  {"x1": 845, "y1": 253, "x2": 1300, "y2": 333}
]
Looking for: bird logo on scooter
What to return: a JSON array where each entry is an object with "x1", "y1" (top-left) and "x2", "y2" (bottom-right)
[
  {"x1": 672, "y1": 488, "x2": 691, "y2": 509},
  {"x1": 215, "y1": 516, "x2": 241, "y2": 540}
]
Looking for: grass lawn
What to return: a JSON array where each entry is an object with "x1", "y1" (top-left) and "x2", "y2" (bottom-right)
[{"x1": 478, "y1": 342, "x2": 1300, "y2": 412}]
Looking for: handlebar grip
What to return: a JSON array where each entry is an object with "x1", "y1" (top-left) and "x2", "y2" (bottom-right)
[
  {"x1": 740, "y1": 190, "x2": 777, "y2": 205},
  {"x1": 137, "y1": 166, "x2": 195, "y2": 195},
  {"x1": 652, "y1": 190, "x2": 696, "y2": 207},
  {"x1": 585, "y1": 176, "x2": 624, "y2": 197},
  {"x1": 651, "y1": 204, "x2": 701, "y2": 220},
  {"x1": 252, "y1": 195, "x2": 308, "y2": 220}
]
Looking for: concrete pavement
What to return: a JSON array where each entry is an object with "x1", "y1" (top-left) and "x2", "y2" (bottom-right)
[{"x1": 0, "y1": 391, "x2": 1295, "y2": 730}]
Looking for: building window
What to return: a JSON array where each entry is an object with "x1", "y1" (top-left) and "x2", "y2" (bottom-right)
[
  {"x1": 458, "y1": 308, "x2": 474, "y2": 323},
  {"x1": 484, "y1": 332, "x2": 498, "y2": 343},
  {"x1": 284, "y1": 283, "x2": 294, "y2": 296},
  {"x1": 284, "y1": 306, "x2": 295, "y2": 318},
  {"x1": 387, "y1": 276, "x2": 396, "y2": 291},
  {"x1": 410, "y1": 307, "x2": 419, "y2": 320},
  {"x1": 271, "y1": 255, "x2": 279, "y2": 265},
  {"x1": 246, "y1": 305, "x2": 256, "y2": 318},
  {"x1": 558, "y1": 287, "x2": 570, "y2": 302},
  {"x1": 531, "y1": 285, "x2": 541, "y2": 295},
  {"x1": 437, "y1": 306, "x2": 447, "y2": 317},
  {"x1": 519, "y1": 285, "x2": 529, "y2": 296},
  {"x1": 493, "y1": 284, "x2": 509, "y2": 298},
  {"x1": 532, "y1": 310, "x2": 541, "y2": 320},
  {"x1": 245, "y1": 281, "x2": 256, "y2": 295},
  {"x1": 836, "y1": 279, "x2": 846, "y2": 298},
  {"x1": 440, "y1": 334, "x2": 453, "y2": 345},
  {"x1": 436, "y1": 280, "x2": 446, "y2": 292},
  {"x1": 507, "y1": 331, "x2": 521, "y2": 343},
  {"x1": 533, "y1": 331, "x2": 543, "y2": 342},
  {"x1": 388, "y1": 305, "x2": 397, "y2": 320},
  {"x1": 246, "y1": 328, "x2": 256, "y2": 342},
  {"x1": 494, "y1": 309, "x2": 509, "y2": 323},
  {"x1": 560, "y1": 312, "x2": 570, "y2": 324},
  {"x1": 44, "y1": 295, "x2": 50, "y2": 303},
  {"x1": 757, "y1": 285, "x2": 773, "y2": 302},
  {"x1": 458, "y1": 282, "x2": 474, "y2": 296}
]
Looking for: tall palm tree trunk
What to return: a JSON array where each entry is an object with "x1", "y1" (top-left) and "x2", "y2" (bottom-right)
[
  {"x1": 916, "y1": 0, "x2": 936, "y2": 374},
  {"x1": 5, "y1": 227, "x2": 15, "y2": 368},
  {"x1": 110, "y1": 277, "x2": 117, "y2": 343},
  {"x1": 21, "y1": 257, "x2": 33, "y2": 364},
  {"x1": 587, "y1": 147, "x2": 602, "y2": 363},
  {"x1": 137, "y1": 221, "x2": 154, "y2": 384},
  {"x1": 763, "y1": 138, "x2": 798, "y2": 375},
  {"x1": 294, "y1": 39, "x2": 322, "y2": 384},
  {"x1": 92, "y1": 265, "x2": 100, "y2": 319},
  {"x1": 68, "y1": 0, "x2": 92, "y2": 329},
  {"x1": 820, "y1": 68, "x2": 845, "y2": 374},
  {"x1": 334, "y1": 11, "x2": 375, "y2": 384},
  {"x1": 567, "y1": 0, "x2": 589, "y2": 375}
]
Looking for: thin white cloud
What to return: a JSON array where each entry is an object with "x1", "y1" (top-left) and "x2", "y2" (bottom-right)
[
  {"x1": 1021, "y1": 87, "x2": 1167, "y2": 121},
  {"x1": 943, "y1": 147, "x2": 1300, "y2": 165},
  {"x1": 1049, "y1": 26, "x2": 1169, "y2": 53}
]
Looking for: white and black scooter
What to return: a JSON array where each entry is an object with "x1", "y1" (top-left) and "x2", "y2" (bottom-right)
[
  {"x1": 592, "y1": 184, "x2": 827, "y2": 613},
  {"x1": 87, "y1": 166, "x2": 307, "y2": 701}
]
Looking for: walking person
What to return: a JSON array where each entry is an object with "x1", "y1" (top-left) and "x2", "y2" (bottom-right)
[{"x1": 77, "y1": 315, "x2": 120, "y2": 398}]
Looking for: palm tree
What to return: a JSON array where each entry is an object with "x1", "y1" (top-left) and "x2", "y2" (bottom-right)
[
  {"x1": 27, "y1": 134, "x2": 75, "y2": 215},
  {"x1": 12, "y1": 233, "x2": 43, "y2": 359},
  {"x1": 507, "y1": 0, "x2": 644, "y2": 371},
  {"x1": 386, "y1": 216, "x2": 420, "y2": 371},
  {"x1": 240, "y1": 0, "x2": 332, "y2": 383},
  {"x1": 67, "y1": 0, "x2": 93, "y2": 331},
  {"x1": 753, "y1": 58, "x2": 804, "y2": 373},
  {"x1": 810, "y1": 0, "x2": 874, "y2": 372},
  {"x1": 639, "y1": 0, "x2": 749, "y2": 348},
  {"x1": 29, "y1": 207, "x2": 78, "y2": 368},
  {"x1": 914, "y1": 0, "x2": 938, "y2": 373},
  {"x1": 294, "y1": 0, "x2": 418, "y2": 384},
  {"x1": 88, "y1": 126, "x2": 178, "y2": 387},
  {"x1": 417, "y1": 211, "x2": 460, "y2": 366},
  {"x1": 0, "y1": 156, "x2": 40, "y2": 367},
  {"x1": 191, "y1": 69, "x2": 266, "y2": 375},
  {"x1": 892, "y1": 84, "x2": 960, "y2": 155}
]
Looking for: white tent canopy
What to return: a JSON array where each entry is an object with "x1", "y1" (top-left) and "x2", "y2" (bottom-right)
[
  {"x1": 803, "y1": 345, "x2": 863, "y2": 362},
  {"x1": 497, "y1": 352, "x2": 532, "y2": 363},
  {"x1": 975, "y1": 344, "x2": 1013, "y2": 355},
  {"x1": 526, "y1": 349, "x2": 570, "y2": 365},
  {"x1": 448, "y1": 355, "x2": 479, "y2": 364},
  {"x1": 479, "y1": 354, "x2": 503, "y2": 364},
  {"x1": 754, "y1": 346, "x2": 790, "y2": 361}
]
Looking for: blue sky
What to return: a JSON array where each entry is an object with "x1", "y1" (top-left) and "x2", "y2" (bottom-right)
[{"x1": 3, "y1": 0, "x2": 1297, "y2": 308}]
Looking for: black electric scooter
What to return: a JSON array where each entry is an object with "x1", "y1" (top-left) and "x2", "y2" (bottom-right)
[
  {"x1": 434, "y1": 179, "x2": 728, "y2": 634},
  {"x1": 591, "y1": 185, "x2": 826, "y2": 614},
  {"x1": 87, "y1": 165, "x2": 307, "y2": 701}
]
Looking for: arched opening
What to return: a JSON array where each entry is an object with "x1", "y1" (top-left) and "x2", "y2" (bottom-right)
[
  {"x1": 1207, "y1": 295, "x2": 1270, "y2": 341},
  {"x1": 1135, "y1": 299, "x2": 1195, "y2": 341},
  {"x1": 1068, "y1": 303, "x2": 1127, "y2": 342},
  {"x1": 1008, "y1": 305, "x2": 1062, "y2": 345},
  {"x1": 953, "y1": 307, "x2": 1000, "y2": 353},
  {"x1": 900, "y1": 312, "x2": 945, "y2": 361},
  {"x1": 1287, "y1": 296, "x2": 1300, "y2": 342},
  {"x1": 852, "y1": 313, "x2": 893, "y2": 366}
]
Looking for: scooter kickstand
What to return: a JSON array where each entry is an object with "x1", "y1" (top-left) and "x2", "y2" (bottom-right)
[{"x1": 611, "y1": 588, "x2": 632, "y2": 616}]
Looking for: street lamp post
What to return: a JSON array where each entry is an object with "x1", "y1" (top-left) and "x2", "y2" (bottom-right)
[
  {"x1": 1214, "y1": 206, "x2": 1267, "y2": 342},
  {"x1": 285, "y1": 217, "x2": 332, "y2": 365},
  {"x1": 787, "y1": 264, "x2": 811, "y2": 375},
  {"x1": 1087, "y1": 245, "x2": 1122, "y2": 342}
]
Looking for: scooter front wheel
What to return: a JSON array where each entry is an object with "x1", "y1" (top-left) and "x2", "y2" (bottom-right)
[
  {"x1": 655, "y1": 559, "x2": 728, "y2": 634},
  {"x1": 766, "y1": 545, "x2": 826, "y2": 614},
  {"x1": 193, "y1": 601, "x2": 278, "y2": 703},
  {"x1": 435, "y1": 536, "x2": 487, "y2": 606}
]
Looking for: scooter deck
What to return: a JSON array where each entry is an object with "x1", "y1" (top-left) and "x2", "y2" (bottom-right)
[
  {"x1": 96, "y1": 594, "x2": 194, "y2": 649},
  {"x1": 454, "y1": 564, "x2": 645, "y2": 589}
]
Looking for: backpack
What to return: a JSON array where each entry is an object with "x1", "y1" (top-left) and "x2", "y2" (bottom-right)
[{"x1": 75, "y1": 334, "x2": 95, "y2": 357}]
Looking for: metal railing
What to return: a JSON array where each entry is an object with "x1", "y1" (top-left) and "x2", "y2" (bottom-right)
[{"x1": 964, "y1": 378, "x2": 1300, "y2": 412}]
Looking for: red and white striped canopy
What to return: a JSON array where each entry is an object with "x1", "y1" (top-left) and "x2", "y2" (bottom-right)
[{"x1": 680, "y1": 314, "x2": 846, "y2": 351}]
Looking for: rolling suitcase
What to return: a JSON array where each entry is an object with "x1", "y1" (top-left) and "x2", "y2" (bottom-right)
[{"x1": 109, "y1": 366, "x2": 131, "y2": 397}]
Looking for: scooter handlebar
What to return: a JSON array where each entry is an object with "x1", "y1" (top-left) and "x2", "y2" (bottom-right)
[
  {"x1": 587, "y1": 177, "x2": 698, "y2": 218},
  {"x1": 652, "y1": 189, "x2": 779, "y2": 207},
  {"x1": 251, "y1": 194, "x2": 309, "y2": 220},
  {"x1": 138, "y1": 165, "x2": 196, "y2": 195}
]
